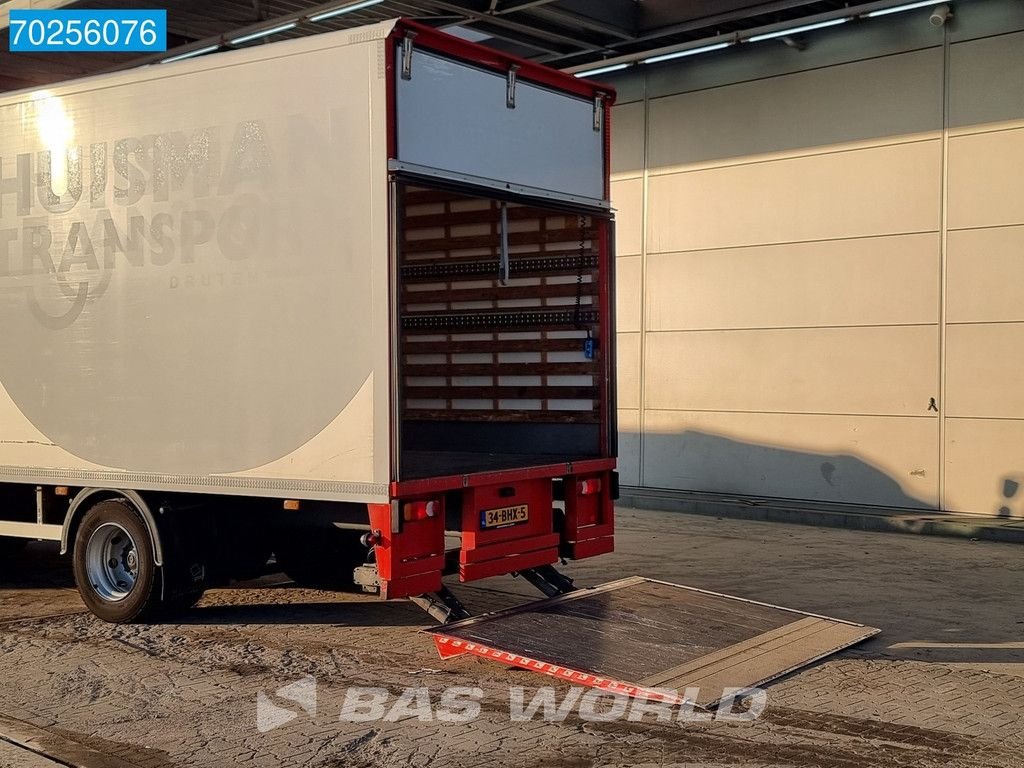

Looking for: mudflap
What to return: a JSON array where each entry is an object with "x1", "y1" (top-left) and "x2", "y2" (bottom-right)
[{"x1": 428, "y1": 576, "x2": 879, "y2": 708}]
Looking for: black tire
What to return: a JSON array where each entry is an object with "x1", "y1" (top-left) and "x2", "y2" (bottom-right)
[
  {"x1": 276, "y1": 529, "x2": 368, "y2": 590},
  {"x1": 72, "y1": 499, "x2": 162, "y2": 623}
]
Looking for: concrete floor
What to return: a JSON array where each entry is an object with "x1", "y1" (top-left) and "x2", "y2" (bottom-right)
[{"x1": 0, "y1": 507, "x2": 1022, "y2": 767}]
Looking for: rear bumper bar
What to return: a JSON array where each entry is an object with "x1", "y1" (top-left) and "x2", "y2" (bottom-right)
[
  {"x1": 371, "y1": 461, "x2": 616, "y2": 599},
  {"x1": 390, "y1": 457, "x2": 616, "y2": 497}
]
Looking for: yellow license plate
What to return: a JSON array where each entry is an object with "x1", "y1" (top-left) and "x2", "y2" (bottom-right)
[{"x1": 480, "y1": 504, "x2": 529, "y2": 529}]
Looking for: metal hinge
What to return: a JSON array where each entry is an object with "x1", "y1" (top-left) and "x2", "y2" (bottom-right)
[
  {"x1": 401, "y1": 31, "x2": 416, "y2": 80},
  {"x1": 593, "y1": 93, "x2": 605, "y2": 132},
  {"x1": 506, "y1": 64, "x2": 519, "y2": 109}
]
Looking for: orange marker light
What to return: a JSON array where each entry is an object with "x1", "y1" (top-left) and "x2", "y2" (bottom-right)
[{"x1": 402, "y1": 499, "x2": 441, "y2": 521}]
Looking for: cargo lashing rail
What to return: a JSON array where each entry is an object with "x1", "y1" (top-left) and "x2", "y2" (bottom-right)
[
  {"x1": 400, "y1": 252, "x2": 599, "y2": 280},
  {"x1": 402, "y1": 308, "x2": 601, "y2": 332},
  {"x1": 399, "y1": 184, "x2": 601, "y2": 426}
]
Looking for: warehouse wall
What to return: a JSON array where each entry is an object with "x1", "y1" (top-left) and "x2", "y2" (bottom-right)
[
  {"x1": 945, "y1": 28, "x2": 1024, "y2": 515},
  {"x1": 609, "y1": 0, "x2": 1024, "y2": 515}
]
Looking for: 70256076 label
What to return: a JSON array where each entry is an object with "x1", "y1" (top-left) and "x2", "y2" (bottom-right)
[{"x1": 8, "y1": 10, "x2": 167, "y2": 53}]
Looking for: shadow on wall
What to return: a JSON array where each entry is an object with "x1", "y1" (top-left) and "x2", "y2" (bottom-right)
[
  {"x1": 997, "y1": 476, "x2": 1024, "y2": 518},
  {"x1": 625, "y1": 429, "x2": 935, "y2": 511}
]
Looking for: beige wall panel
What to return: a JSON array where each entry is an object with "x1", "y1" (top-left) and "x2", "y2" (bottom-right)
[
  {"x1": 616, "y1": 255, "x2": 642, "y2": 333},
  {"x1": 611, "y1": 101, "x2": 645, "y2": 178},
  {"x1": 648, "y1": 48, "x2": 942, "y2": 169},
  {"x1": 645, "y1": 325, "x2": 937, "y2": 416},
  {"x1": 647, "y1": 141, "x2": 942, "y2": 253},
  {"x1": 611, "y1": 177, "x2": 643, "y2": 257},
  {"x1": 643, "y1": 409, "x2": 937, "y2": 507},
  {"x1": 947, "y1": 225, "x2": 1024, "y2": 323},
  {"x1": 948, "y1": 127, "x2": 1024, "y2": 230},
  {"x1": 617, "y1": 332, "x2": 640, "y2": 409},
  {"x1": 949, "y1": 31, "x2": 1024, "y2": 129},
  {"x1": 646, "y1": 233, "x2": 939, "y2": 331},
  {"x1": 617, "y1": 408, "x2": 641, "y2": 487},
  {"x1": 945, "y1": 417, "x2": 1024, "y2": 516},
  {"x1": 945, "y1": 322, "x2": 1024, "y2": 418}
]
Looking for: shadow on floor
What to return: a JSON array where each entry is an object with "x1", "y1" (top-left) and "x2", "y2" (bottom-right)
[
  {"x1": 0, "y1": 541, "x2": 74, "y2": 589},
  {"x1": 169, "y1": 598, "x2": 428, "y2": 627}
]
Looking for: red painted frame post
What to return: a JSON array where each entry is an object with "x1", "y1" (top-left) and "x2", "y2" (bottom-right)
[{"x1": 367, "y1": 502, "x2": 445, "y2": 599}]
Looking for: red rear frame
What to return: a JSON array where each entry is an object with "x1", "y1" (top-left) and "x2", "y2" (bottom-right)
[{"x1": 372, "y1": 20, "x2": 617, "y2": 600}]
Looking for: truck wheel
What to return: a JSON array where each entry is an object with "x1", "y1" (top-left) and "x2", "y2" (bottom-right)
[
  {"x1": 276, "y1": 529, "x2": 368, "y2": 590},
  {"x1": 72, "y1": 500, "x2": 161, "y2": 623}
]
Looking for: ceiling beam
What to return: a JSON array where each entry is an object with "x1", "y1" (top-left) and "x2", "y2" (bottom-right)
[
  {"x1": 525, "y1": 6, "x2": 636, "y2": 42},
  {"x1": 539, "y1": 0, "x2": 827, "y2": 66},
  {"x1": 562, "y1": 0, "x2": 937, "y2": 72},
  {"x1": 449, "y1": 20, "x2": 567, "y2": 55},
  {"x1": 632, "y1": 0, "x2": 823, "y2": 43},
  {"x1": 491, "y1": 0, "x2": 563, "y2": 15},
  {"x1": 415, "y1": 0, "x2": 605, "y2": 51}
]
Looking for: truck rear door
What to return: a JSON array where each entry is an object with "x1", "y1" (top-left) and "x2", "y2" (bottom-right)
[
  {"x1": 390, "y1": 23, "x2": 609, "y2": 208},
  {"x1": 386, "y1": 22, "x2": 616, "y2": 484}
]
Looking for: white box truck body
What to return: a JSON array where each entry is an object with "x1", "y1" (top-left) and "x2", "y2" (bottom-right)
[{"x1": 0, "y1": 19, "x2": 617, "y2": 622}]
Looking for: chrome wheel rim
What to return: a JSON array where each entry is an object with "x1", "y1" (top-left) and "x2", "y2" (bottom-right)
[{"x1": 85, "y1": 523, "x2": 139, "y2": 602}]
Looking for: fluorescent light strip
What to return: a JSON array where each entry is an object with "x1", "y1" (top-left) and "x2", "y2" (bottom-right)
[
  {"x1": 642, "y1": 42, "x2": 729, "y2": 65},
  {"x1": 230, "y1": 21, "x2": 298, "y2": 45},
  {"x1": 747, "y1": 17, "x2": 847, "y2": 42},
  {"x1": 866, "y1": 0, "x2": 938, "y2": 17},
  {"x1": 310, "y1": 0, "x2": 385, "y2": 23},
  {"x1": 574, "y1": 62, "x2": 629, "y2": 78},
  {"x1": 161, "y1": 44, "x2": 220, "y2": 64}
]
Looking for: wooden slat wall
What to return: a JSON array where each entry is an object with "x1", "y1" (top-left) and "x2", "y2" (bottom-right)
[{"x1": 401, "y1": 186, "x2": 602, "y2": 424}]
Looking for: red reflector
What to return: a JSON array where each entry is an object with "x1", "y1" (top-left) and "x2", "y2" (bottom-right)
[
  {"x1": 578, "y1": 479, "x2": 602, "y2": 496},
  {"x1": 403, "y1": 499, "x2": 441, "y2": 521}
]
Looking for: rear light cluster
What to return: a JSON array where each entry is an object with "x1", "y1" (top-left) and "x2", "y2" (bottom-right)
[
  {"x1": 577, "y1": 478, "x2": 602, "y2": 496},
  {"x1": 403, "y1": 499, "x2": 442, "y2": 522}
]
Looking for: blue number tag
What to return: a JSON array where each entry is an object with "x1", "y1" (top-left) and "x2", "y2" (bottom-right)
[
  {"x1": 9, "y1": 10, "x2": 167, "y2": 53},
  {"x1": 584, "y1": 338, "x2": 596, "y2": 360}
]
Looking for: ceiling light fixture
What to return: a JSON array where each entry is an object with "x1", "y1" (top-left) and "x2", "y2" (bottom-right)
[
  {"x1": 161, "y1": 44, "x2": 220, "y2": 64},
  {"x1": 747, "y1": 17, "x2": 847, "y2": 42},
  {"x1": 865, "y1": 0, "x2": 939, "y2": 17},
  {"x1": 309, "y1": 0, "x2": 385, "y2": 23},
  {"x1": 642, "y1": 42, "x2": 730, "y2": 65},
  {"x1": 564, "y1": 1, "x2": 947, "y2": 79},
  {"x1": 574, "y1": 62, "x2": 630, "y2": 78},
  {"x1": 230, "y1": 21, "x2": 298, "y2": 45}
]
